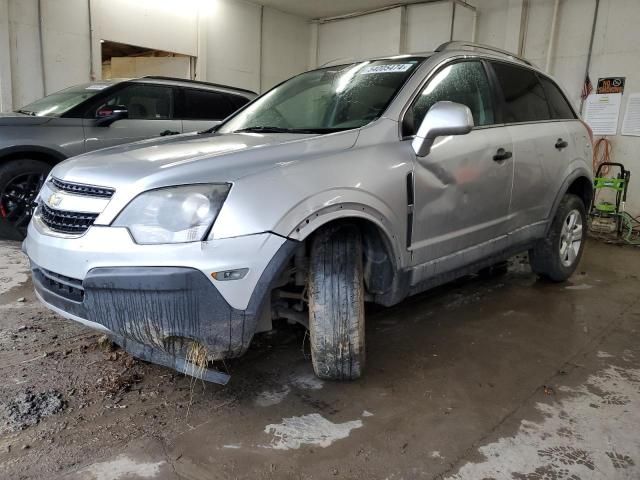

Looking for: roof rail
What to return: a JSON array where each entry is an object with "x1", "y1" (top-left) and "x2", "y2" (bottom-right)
[
  {"x1": 435, "y1": 41, "x2": 533, "y2": 67},
  {"x1": 141, "y1": 76, "x2": 257, "y2": 96}
]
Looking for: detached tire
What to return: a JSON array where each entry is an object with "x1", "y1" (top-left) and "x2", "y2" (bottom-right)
[
  {"x1": 308, "y1": 225, "x2": 365, "y2": 380},
  {"x1": 529, "y1": 194, "x2": 587, "y2": 282}
]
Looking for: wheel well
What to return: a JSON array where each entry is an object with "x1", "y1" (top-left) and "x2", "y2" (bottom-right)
[
  {"x1": 305, "y1": 218, "x2": 397, "y2": 295},
  {"x1": 0, "y1": 150, "x2": 62, "y2": 168},
  {"x1": 567, "y1": 176, "x2": 593, "y2": 210}
]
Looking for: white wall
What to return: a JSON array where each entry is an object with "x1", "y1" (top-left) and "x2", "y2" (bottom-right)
[
  {"x1": 0, "y1": 0, "x2": 311, "y2": 110},
  {"x1": 405, "y1": 2, "x2": 454, "y2": 52},
  {"x1": 261, "y1": 8, "x2": 311, "y2": 90},
  {"x1": 6, "y1": 0, "x2": 44, "y2": 109},
  {"x1": 92, "y1": 0, "x2": 199, "y2": 56},
  {"x1": 311, "y1": 0, "x2": 640, "y2": 216},
  {"x1": 475, "y1": 0, "x2": 640, "y2": 215},
  {"x1": 317, "y1": 8, "x2": 403, "y2": 66},
  {"x1": 0, "y1": 0, "x2": 13, "y2": 112},
  {"x1": 40, "y1": 0, "x2": 91, "y2": 94},
  {"x1": 203, "y1": 0, "x2": 263, "y2": 93}
]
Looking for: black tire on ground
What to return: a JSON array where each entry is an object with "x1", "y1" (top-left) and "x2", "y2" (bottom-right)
[
  {"x1": 529, "y1": 193, "x2": 587, "y2": 282},
  {"x1": 0, "y1": 159, "x2": 50, "y2": 240},
  {"x1": 308, "y1": 224, "x2": 365, "y2": 380}
]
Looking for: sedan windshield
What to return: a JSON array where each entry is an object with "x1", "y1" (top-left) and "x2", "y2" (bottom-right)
[
  {"x1": 15, "y1": 83, "x2": 112, "y2": 117},
  {"x1": 219, "y1": 58, "x2": 424, "y2": 134}
]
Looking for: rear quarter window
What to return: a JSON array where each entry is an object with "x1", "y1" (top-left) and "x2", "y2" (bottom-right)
[
  {"x1": 539, "y1": 75, "x2": 577, "y2": 120},
  {"x1": 182, "y1": 89, "x2": 238, "y2": 120}
]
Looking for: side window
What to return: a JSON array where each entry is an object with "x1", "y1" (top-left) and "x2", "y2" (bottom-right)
[
  {"x1": 182, "y1": 89, "x2": 236, "y2": 120},
  {"x1": 93, "y1": 84, "x2": 173, "y2": 120},
  {"x1": 539, "y1": 76, "x2": 576, "y2": 120},
  {"x1": 228, "y1": 94, "x2": 251, "y2": 110},
  {"x1": 491, "y1": 62, "x2": 550, "y2": 123},
  {"x1": 406, "y1": 61, "x2": 495, "y2": 135}
]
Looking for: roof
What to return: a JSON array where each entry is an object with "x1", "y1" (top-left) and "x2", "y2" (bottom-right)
[
  {"x1": 131, "y1": 76, "x2": 257, "y2": 98},
  {"x1": 321, "y1": 42, "x2": 535, "y2": 70}
]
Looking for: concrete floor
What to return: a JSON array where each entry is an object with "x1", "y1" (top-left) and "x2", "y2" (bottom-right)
[{"x1": 0, "y1": 239, "x2": 639, "y2": 480}]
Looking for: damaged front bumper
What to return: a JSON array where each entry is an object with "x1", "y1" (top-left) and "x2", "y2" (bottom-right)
[{"x1": 24, "y1": 222, "x2": 297, "y2": 384}]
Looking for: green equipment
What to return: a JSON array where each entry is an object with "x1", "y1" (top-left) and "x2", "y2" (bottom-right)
[{"x1": 589, "y1": 162, "x2": 640, "y2": 245}]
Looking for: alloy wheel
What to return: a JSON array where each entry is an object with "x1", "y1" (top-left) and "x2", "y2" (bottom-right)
[{"x1": 559, "y1": 209, "x2": 583, "y2": 267}]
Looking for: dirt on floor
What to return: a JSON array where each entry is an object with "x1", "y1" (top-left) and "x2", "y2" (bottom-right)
[{"x1": 0, "y1": 239, "x2": 639, "y2": 480}]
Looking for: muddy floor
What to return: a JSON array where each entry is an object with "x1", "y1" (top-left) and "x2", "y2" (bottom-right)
[{"x1": 0, "y1": 239, "x2": 639, "y2": 479}]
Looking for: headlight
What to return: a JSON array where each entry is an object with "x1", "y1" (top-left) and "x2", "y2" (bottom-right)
[{"x1": 113, "y1": 184, "x2": 230, "y2": 244}]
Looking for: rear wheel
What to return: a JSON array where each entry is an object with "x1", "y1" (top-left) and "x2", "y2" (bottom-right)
[
  {"x1": 0, "y1": 159, "x2": 50, "y2": 240},
  {"x1": 529, "y1": 194, "x2": 587, "y2": 282},
  {"x1": 308, "y1": 225, "x2": 365, "y2": 380}
]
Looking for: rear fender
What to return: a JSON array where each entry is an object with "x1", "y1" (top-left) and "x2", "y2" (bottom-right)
[{"x1": 545, "y1": 163, "x2": 593, "y2": 235}]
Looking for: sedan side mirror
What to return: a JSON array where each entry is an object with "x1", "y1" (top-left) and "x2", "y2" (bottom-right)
[
  {"x1": 95, "y1": 105, "x2": 128, "y2": 127},
  {"x1": 412, "y1": 101, "x2": 474, "y2": 157}
]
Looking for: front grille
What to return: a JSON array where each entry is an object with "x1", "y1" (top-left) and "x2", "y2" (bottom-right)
[
  {"x1": 40, "y1": 204, "x2": 98, "y2": 234},
  {"x1": 33, "y1": 267, "x2": 84, "y2": 303},
  {"x1": 51, "y1": 177, "x2": 115, "y2": 198}
]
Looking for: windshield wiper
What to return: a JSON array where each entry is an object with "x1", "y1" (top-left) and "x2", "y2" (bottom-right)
[
  {"x1": 233, "y1": 126, "x2": 303, "y2": 133},
  {"x1": 15, "y1": 109, "x2": 36, "y2": 116},
  {"x1": 198, "y1": 124, "x2": 220, "y2": 135},
  {"x1": 233, "y1": 126, "x2": 348, "y2": 134}
]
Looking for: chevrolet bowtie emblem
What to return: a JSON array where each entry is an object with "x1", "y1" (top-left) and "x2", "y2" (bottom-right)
[{"x1": 48, "y1": 193, "x2": 63, "y2": 208}]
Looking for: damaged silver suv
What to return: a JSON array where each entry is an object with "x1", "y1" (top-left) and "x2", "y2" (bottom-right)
[{"x1": 24, "y1": 42, "x2": 593, "y2": 383}]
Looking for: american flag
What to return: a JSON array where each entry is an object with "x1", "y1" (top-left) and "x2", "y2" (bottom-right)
[{"x1": 581, "y1": 74, "x2": 593, "y2": 100}]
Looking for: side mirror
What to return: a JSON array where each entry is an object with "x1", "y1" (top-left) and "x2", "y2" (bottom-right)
[
  {"x1": 95, "y1": 105, "x2": 128, "y2": 126},
  {"x1": 411, "y1": 101, "x2": 474, "y2": 157}
]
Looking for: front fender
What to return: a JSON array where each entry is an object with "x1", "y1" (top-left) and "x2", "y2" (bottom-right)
[
  {"x1": 271, "y1": 189, "x2": 405, "y2": 266},
  {"x1": 0, "y1": 144, "x2": 67, "y2": 162}
]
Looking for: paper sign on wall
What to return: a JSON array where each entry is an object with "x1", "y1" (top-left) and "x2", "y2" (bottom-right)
[
  {"x1": 621, "y1": 93, "x2": 640, "y2": 137},
  {"x1": 584, "y1": 94, "x2": 622, "y2": 136}
]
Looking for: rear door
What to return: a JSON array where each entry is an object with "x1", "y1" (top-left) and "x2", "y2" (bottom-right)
[
  {"x1": 179, "y1": 89, "x2": 249, "y2": 133},
  {"x1": 489, "y1": 61, "x2": 573, "y2": 241},
  {"x1": 408, "y1": 60, "x2": 514, "y2": 266},
  {"x1": 82, "y1": 83, "x2": 182, "y2": 151}
]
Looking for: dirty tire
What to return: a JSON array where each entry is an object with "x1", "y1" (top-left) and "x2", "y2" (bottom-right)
[
  {"x1": 308, "y1": 225, "x2": 365, "y2": 381},
  {"x1": 0, "y1": 159, "x2": 50, "y2": 240},
  {"x1": 529, "y1": 194, "x2": 587, "y2": 282}
]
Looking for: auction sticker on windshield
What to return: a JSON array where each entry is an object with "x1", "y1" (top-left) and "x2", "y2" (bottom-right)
[{"x1": 360, "y1": 64, "x2": 414, "y2": 74}]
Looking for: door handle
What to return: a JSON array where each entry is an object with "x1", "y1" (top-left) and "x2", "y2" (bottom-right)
[
  {"x1": 493, "y1": 148, "x2": 513, "y2": 162},
  {"x1": 555, "y1": 138, "x2": 568, "y2": 149},
  {"x1": 160, "y1": 130, "x2": 180, "y2": 136}
]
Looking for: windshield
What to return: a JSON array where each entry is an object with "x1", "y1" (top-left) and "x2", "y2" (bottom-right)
[
  {"x1": 218, "y1": 58, "x2": 423, "y2": 134},
  {"x1": 16, "y1": 83, "x2": 112, "y2": 117}
]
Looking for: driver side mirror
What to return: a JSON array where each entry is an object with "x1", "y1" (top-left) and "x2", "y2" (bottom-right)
[
  {"x1": 95, "y1": 105, "x2": 128, "y2": 127},
  {"x1": 411, "y1": 101, "x2": 474, "y2": 157}
]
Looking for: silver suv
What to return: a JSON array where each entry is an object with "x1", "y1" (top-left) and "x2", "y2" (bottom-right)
[
  {"x1": 0, "y1": 77, "x2": 256, "y2": 240},
  {"x1": 24, "y1": 42, "x2": 593, "y2": 383}
]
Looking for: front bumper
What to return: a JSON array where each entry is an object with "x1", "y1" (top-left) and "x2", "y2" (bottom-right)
[{"x1": 24, "y1": 221, "x2": 297, "y2": 376}]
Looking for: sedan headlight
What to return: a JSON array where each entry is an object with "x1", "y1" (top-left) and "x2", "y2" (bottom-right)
[{"x1": 113, "y1": 184, "x2": 230, "y2": 244}]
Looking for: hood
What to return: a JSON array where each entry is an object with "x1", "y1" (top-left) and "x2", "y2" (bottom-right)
[
  {"x1": 0, "y1": 112, "x2": 53, "y2": 126},
  {"x1": 51, "y1": 130, "x2": 359, "y2": 192}
]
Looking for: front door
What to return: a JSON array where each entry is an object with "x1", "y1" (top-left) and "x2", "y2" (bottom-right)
[
  {"x1": 82, "y1": 83, "x2": 182, "y2": 152},
  {"x1": 407, "y1": 60, "x2": 514, "y2": 269}
]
